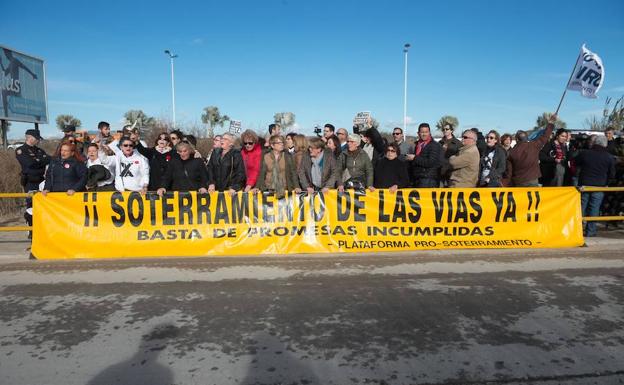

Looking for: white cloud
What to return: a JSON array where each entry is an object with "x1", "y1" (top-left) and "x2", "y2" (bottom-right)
[
  {"x1": 384, "y1": 116, "x2": 419, "y2": 129},
  {"x1": 49, "y1": 100, "x2": 126, "y2": 110},
  {"x1": 607, "y1": 86, "x2": 624, "y2": 93},
  {"x1": 191, "y1": 38, "x2": 204, "y2": 45}
]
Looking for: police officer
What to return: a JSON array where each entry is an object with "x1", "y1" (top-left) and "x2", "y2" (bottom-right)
[{"x1": 15, "y1": 129, "x2": 49, "y2": 235}]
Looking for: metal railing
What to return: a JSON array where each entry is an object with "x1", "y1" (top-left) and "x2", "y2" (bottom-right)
[
  {"x1": 577, "y1": 186, "x2": 624, "y2": 221},
  {"x1": 0, "y1": 188, "x2": 621, "y2": 231}
]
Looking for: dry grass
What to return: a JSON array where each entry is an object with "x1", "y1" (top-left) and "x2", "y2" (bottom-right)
[{"x1": 0, "y1": 149, "x2": 28, "y2": 216}]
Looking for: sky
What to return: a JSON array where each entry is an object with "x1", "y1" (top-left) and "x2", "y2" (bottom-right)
[{"x1": 2, "y1": 0, "x2": 623, "y2": 139}]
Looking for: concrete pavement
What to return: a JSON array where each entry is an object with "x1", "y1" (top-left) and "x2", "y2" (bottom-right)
[{"x1": 0, "y1": 218, "x2": 623, "y2": 384}]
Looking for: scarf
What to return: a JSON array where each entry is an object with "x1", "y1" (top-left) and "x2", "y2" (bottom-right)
[
  {"x1": 415, "y1": 137, "x2": 432, "y2": 156},
  {"x1": 311, "y1": 151, "x2": 324, "y2": 188},
  {"x1": 271, "y1": 152, "x2": 286, "y2": 198}
]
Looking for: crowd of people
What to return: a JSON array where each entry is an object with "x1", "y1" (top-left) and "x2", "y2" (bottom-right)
[{"x1": 15, "y1": 114, "x2": 623, "y2": 238}]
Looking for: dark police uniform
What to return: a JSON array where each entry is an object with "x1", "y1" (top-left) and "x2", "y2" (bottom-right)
[
  {"x1": 43, "y1": 157, "x2": 87, "y2": 193},
  {"x1": 15, "y1": 130, "x2": 49, "y2": 226}
]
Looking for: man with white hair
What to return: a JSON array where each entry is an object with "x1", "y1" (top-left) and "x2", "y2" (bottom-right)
[
  {"x1": 336, "y1": 128, "x2": 349, "y2": 152},
  {"x1": 337, "y1": 134, "x2": 374, "y2": 192},
  {"x1": 574, "y1": 135, "x2": 616, "y2": 237}
]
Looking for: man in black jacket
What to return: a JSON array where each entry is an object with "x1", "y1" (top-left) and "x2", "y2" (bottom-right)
[
  {"x1": 575, "y1": 135, "x2": 616, "y2": 237},
  {"x1": 408, "y1": 123, "x2": 442, "y2": 187},
  {"x1": 539, "y1": 128, "x2": 570, "y2": 186},
  {"x1": 15, "y1": 129, "x2": 49, "y2": 233}
]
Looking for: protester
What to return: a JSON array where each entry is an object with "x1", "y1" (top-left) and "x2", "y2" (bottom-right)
[
  {"x1": 114, "y1": 136, "x2": 150, "y2": 194},
  {"x1": 298, "y1": 137, "x2": 339, "y2": 194},
  {"x1": 85, "y1": 143, "x2": 116, "y2": 191},
  {"x1": 409, "y1": 123, "x2": 443, "y2": 188},
  {"x1": 361, "y1": 128, "x2": 386, "y2": 167},
  {"x1": 15, "y1": 129, "x2": 49, "y2": 234},
  {"x1": 285, "y1": 132, "x2": 297, "y2": 154},
  {"x1": 292, "y1": 134, "x2": 308, "y2": 171},
  {"x1": 135, "y1": 132, "x2": 173, "y2": 191},
  {"x1": 42, "y1": 142, "x2": 87, "y2": 195},
  {"x1": 336, "y1": 128, "x2": 349, "y2": 152},
  {"x1": 322, "y1": 124, "x2": 335, "y2": 142},
  {"x1": 478, "y1": 130, "x2": 507, "y2": 187},
  {"x1": 326, "y1": 135, "x2": 342, "y2": 160},
  {"x1": 506, "y1": 114, "x2": 557, "y2": 187},
  {"x1": 240, "y1": 129, "x2": 262, "y2": 192},
  {"x1": 207, "y1": 133, "x2": 246, "y2": 194},
  {"x1": 470, "y1": 127, "x2": 487, "y2": 157},
  {"x1": 392, "y1": 127, "x2": 414, "y2": 162},
  {"x1": 182, "y1": 135, "x2": 203, "y2": 159},
  {"x1": 93, "y1": 121, "x2": 114, "y2": 150},
  {"x1": 373, "y1": 143, "x2": 409, "y2": 193},
  {"x1": 157, "y1": 142, "x2": 208, "y2": 195},
  {"x1": 539, "y1": 128, "x2": 570, "y2": 186},
  {"x1": 574, "y1": 135, "x2": 616, "y2": 237},
  {"x1": 255, "y1": 135, "x2": 301, "y2": 197},
  {"x1": 206, "y1": 134, "x2": 222, "y2": 163},
  {"x1": 449, "y1": 130, "x2": 480, "y2": 187},
  {"x1": 337, "y1": 134, "x2": 374, "y2": 192},
  {"x1": 169, "y1": 130, "x2": 184, "y2": 148},
  {"x1": 439, "y1": 123, "x2": 462, "y2": 186},
  {"x1": 500, "y1": 134, "x2": 513, "y2": 154}
]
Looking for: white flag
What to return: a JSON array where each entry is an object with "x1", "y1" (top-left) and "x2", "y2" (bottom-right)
[{"x1": 566, "y1": 44, "x2": 604, "y2": 98}]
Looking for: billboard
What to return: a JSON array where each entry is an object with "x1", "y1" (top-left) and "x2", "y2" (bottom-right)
[{"x1": 0, "y1": 45, "x2": 48, "y2": 124}]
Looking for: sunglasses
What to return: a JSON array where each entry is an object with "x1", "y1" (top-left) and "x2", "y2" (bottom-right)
[
  {"x1": 244, "y1": 142, "x2": 254, "y2": 145},
  {"x1": 393, "y1": 132, "x2": 402, "y2": 136},
  {"x1": 122, "y1": 143, "x2": 134, "y2": 148},
  {"x1": 462, "y1": 136, "x2": 474, "y2": 140},
  {"x1": 487, "y1": 136, "x2": 497, "y2": 140},
  {"x1": 386, "y1": 148, "x2": 396, "y2": 153}
]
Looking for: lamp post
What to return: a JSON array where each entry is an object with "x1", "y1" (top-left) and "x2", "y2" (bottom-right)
[
  {"x1": 164, "y1": 50, "x2": 178, "y2": 128},
  {"x1": 403, "y1": 43, "x2": 410, "y2": 133}
]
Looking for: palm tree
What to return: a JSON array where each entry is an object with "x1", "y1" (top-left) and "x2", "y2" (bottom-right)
[
  {"x1": 55, "y1": 114, "x2": 82, "y2": 131},
  {"x1": 201, "y1": 106, "x2": 230, "y2": 137},
  {"x1": 123, "y1": 110, "x2": 155, "y2": 132},
  {"x1": 535, "y1": 112, "x2": 566, "y2": 129},
  {"x1": 435, "y1": 115, "x2": 459, "y2": 131}
]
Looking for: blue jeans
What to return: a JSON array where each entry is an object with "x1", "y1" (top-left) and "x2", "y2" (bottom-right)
[{"x1": 581, "y1": 191, "x2": 604, "y2": 236}]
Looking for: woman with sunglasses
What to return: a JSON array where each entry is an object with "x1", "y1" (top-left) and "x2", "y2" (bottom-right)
[
  {"x1": 240, "y1": 130, "x2": 262, "y2": 192},
  {"x1": 135, "y1": 132, "x2": 174, "y2": 191},
  {"x1": 114, "y1": 136, "x2": 150, "y2": 195},
  {"x1": 439, "y1": 123, "x2": 462, "y2": 186},
  {"x1": 373, "y1": 143, "x2": 409, "y2": 193},
  {"x1": 478, "y1": 130, "x2": 507, "y2": 187}
]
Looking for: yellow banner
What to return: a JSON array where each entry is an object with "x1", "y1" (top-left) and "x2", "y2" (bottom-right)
[{"x1": 32, "y1": 188, "x2": 584, "y2": 259}]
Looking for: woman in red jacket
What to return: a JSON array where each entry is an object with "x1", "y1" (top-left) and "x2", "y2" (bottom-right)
[{"x1": 241, "y1": 129, "x2": 262, "y2": 192}]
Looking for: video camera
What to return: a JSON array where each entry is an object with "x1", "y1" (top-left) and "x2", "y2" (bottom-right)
[{"x1": 313, "y1": 125, "x2": 322, "y2": 137}]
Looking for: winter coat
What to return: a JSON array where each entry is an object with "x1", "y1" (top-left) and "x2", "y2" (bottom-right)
[
  {"x1": 207, "y1": 149, "x2": 246, "y2": 191},
  {"x1": 298, "y1": 149, "x2": 339, "y2": 189},
  {"x1": 241, "y1": 143, "x2": 262, "y2": 188},
  {"x1": 374, "y1": 157, "x2": 409, "y2": 188},
  {"x1": 256, "y1": 151, "x2": 299, "y2": 192},
  {"x1": 479, "y1": 145, "x2": 507, "y2": 187},
  {"x1": 539, "y1": 140, "x2": 570, "y2": 186},
  {"x1": 507, "y1": 123, "x2": 554, "y2": 185},
  {"x1": 338, "y1": 149, "x2": 374, "y2": 188},
  {"x1": 160, "y1": 157, "x2": 208, "y2": 191},
  {"x1": 574, "y1": 147, "x2": 616, "y2": 186},
  {"x1": 136, "y1": 142, "x2": 174, "y2": 191},
  {"x1": 410, "y1": 140, "x2": 443, "y2": 181},
  {"x1": 449, "y1": 144, "x2": 480, "y2": 187},
  {"x1": 43, "y1": 157, "x2": 87, "y2": 192}
]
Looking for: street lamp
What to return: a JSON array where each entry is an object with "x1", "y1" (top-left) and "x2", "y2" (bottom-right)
[
  {"x1": 403, "y1": 43, "x2": 410, "y2": 133},
  {"x1": 164, "y1": 50, "x2": 178, "y2": 128}
]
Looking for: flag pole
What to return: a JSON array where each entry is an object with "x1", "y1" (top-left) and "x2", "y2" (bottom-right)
[{"x1": 555, "y1": 45, "x2": 583, "y2": 115}]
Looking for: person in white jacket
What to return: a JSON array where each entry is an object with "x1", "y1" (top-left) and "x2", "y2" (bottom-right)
[
  {"x1": 114, "y1": 137, "x2": 150, "y2": 194},
  {"x1": 86, "y1": 142, "x2": 117, "y2": 191}
]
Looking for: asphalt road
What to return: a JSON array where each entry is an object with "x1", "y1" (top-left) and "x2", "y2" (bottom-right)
[{"x1": 1, "y1": 240, "x2": 624, "y2": 385}]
